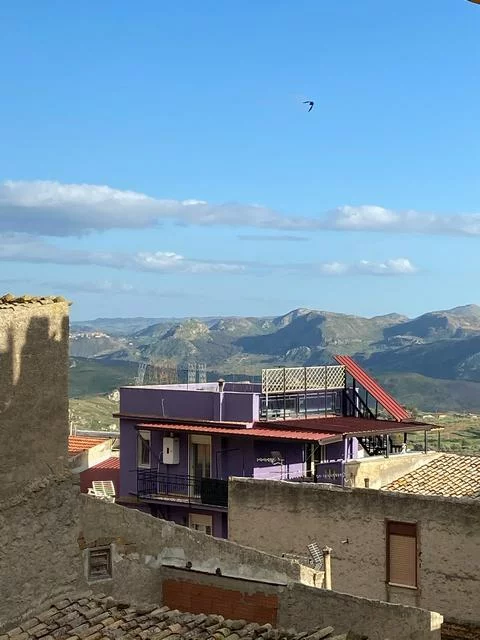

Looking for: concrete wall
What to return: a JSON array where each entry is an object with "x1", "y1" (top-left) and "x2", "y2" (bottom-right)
[
  {"x1": 228, "y1": 478, "x2": 480, "y2": 626},
  {"x1": 345, "y1": 452, "x2": 442, "y2": 489},
  {"x1": 0, "y1": 297, "x2": 86, "y2": 629},
  {"x1": 79, "y1": 496, "x2": 441, "y2": 640}
]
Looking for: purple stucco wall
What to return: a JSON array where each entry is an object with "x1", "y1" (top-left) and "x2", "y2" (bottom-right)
[{"x1": 120, "y1": 386, "x2": 259, "y2": 423}]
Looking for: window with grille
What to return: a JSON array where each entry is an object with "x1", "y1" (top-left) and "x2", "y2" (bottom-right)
[
  {"x1": 386, "y1": 521, "x2": 417, "y2": 588},
  {"x1": 87, "y1": 546, "x2": 112, "y2": 581}
]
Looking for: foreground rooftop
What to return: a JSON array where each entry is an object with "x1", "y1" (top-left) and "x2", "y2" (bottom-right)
[{"x1": 0, "y1": 592, "x2": 349, "y2": 640}]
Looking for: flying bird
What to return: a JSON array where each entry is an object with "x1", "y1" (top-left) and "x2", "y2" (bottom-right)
[{"x1": 303, "y1": 100, "x2": 314, "y2": 112}]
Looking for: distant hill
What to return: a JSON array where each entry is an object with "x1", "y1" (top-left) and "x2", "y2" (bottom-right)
[
  {"x1": 383, "y1": 304, "x2": 480, "y2": 344},
  {"x1": 68, "y1": 303, "x2": 480, "y2": 410},
  {"x1": 362, "y1": 335, "x2": 480, "y2": 381}
]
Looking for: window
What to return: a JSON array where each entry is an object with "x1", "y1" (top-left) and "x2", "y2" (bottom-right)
[
  {"x1": 189, "y1": 513, "x2": 213, "y2": 536},
  {"x1": 137, "y1": 430, "x2": 151, "y2": 468},
  {"x1": 387, "y1": 521, "x2": 417, "y2": 588},
  {"x1": 87, "y1": 546, "x2": 112, "y2": 581}
]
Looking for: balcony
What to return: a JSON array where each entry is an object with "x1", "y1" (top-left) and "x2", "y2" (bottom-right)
[{"x1": 136, "y1": 470, "x2": 228, "y2": 508}]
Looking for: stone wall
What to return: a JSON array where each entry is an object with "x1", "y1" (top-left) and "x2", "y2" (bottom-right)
[
  {"x1": 0, "y1": 478, "x2": 84, "y2": 628},
  {"x1": 228, "y1": 477, "x2": 480, "y2": 625},
  {"x1": 0, "y1": 296, "x2": 85, "y2": 628}
]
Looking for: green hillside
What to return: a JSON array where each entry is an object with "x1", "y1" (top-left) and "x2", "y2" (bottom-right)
[{"x1": 69, "y1": 357, "x2": 137, "y2": 397}]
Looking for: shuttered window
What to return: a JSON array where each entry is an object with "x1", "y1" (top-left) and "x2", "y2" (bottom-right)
[
  {"x1": 387, "y1": 521, "x2": 417, "y2": 588},
  {"x1": 88, "y1": 546, "x2": 112, "y2": 581}
]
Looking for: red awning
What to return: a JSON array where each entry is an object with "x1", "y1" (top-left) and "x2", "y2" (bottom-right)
[
  {"x1": 334, "y1": 354, "x2": 410, "y2": 422},
  {"x1": 137, "y1": 422, "x2": 335, "y2": 442}
]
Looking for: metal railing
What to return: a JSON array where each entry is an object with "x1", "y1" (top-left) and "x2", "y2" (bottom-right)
[{"x1": 136, "y1": 470, "x2": 228, "y2": 507}]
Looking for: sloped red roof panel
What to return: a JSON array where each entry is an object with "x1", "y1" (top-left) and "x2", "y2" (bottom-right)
[
  {"x1": 333, "y1": 355, "x2": 410, "y2": 422},
  {"x1": 91, "y1": 456, "x2": 120, "y2": 470}
]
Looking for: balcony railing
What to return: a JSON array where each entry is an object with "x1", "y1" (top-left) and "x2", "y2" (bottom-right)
[{"x1": 136, "y1": 470, "x2": 228, "y2": 507}]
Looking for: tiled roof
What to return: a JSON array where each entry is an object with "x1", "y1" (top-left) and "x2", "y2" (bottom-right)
[
  {"x1": 382, "y1": 454, "x2": 480, "y2": 498},
  {"x1": 68, "y1": 436, "x2": 105, "y2": 456},
  {"x1": 0, "y1": 293, "x2": 69, "y2": 309},
  {"x1": 138, "y1": 422, "x2": 335, "y2": 442},
  {"x1": 91, "y1": 456, "x2": 120, "y2": 470},
  {"x1": 0, "y1": 592, "x2": 345, "y2": 640}
]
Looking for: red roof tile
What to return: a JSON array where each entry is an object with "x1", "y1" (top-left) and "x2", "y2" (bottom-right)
[
  {"x1": 91, "y1": 456, "x2": 120, "y2": 470},
  {"x1": 68, "y1": 435, "x2": 104, "y2": 455},
  {"x1": 334, "y1": 355, "x2": 410, "y2": 422}
]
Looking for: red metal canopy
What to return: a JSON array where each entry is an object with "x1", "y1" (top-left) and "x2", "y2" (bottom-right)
[
  {"x1": 334, "y1": 354, "x2": 410, "y2": 422},
  {"x1": 137, "y1": 422, "x2": 335, "y2": 442}
]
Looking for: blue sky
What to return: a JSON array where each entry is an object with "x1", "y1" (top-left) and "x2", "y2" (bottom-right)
[{"x1": 1, "y1": 0, "x2": 479, "y2": 320}]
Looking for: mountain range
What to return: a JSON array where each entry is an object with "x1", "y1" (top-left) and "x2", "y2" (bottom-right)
[{"x1": 70, "y1": 304, "x2": 480, "y2": 411}]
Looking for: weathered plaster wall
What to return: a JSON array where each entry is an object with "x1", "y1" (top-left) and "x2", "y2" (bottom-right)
[
  {"x1": 228, "y1": 478, "x2": 480, "y2": 625},
  {"x1": 345, "y1": 452, "x2": 442, "y2": 489},
  {"x1": 0, "y1": 299, "x2": 70, "y2": 494},
  {"x1": 279, "y1": 583, "x2": 442, "y2": 640},
  {"x1": 79, "y1": 495, "x2": 321, "y2": 595},
  {"x1": 0, "y1": 298, "x2": 85, "y2": 629},
  {"x1": 79, "y1": 496, "x2": 441, "y2": 640}
]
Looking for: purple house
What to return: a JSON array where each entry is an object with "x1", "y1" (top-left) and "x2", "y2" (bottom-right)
[{"x1": 117, "y1": 356, "x2": 434, "y2": 538}]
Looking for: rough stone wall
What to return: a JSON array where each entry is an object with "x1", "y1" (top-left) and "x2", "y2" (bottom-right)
[
  {"x1": 228, "y1": 478, "x2": 479, "y2": 625},
  {"x1": 0, "y1": 478, "x2": 84, "y2": 629},
  {"x1": 0, "y1": 298, "x2": 70, "y2": 494},
  {"x1": 0, "y1": 297, "x2": 85, "y2": 628}
]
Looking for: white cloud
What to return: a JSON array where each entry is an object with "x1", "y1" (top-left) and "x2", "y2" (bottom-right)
[
  {"x1": 0, "y1": 179, "x2": 479, "y2": 237},
  {"x1": 40, "y1": 280, "x2": 198, "y2": 298},
  {"x1": 0, "y1": 180, "x2": 310, "y2": 236},
  {"x1": 0, "y1": 234, "x2": 245, "y2": 274},
  {"x1": 317, "y1": 258, "x2": 418, "y2": 276},
  {"x1": 0, "y1": 234, "x2": 419, "y2": 278},
  {"x1": 324, "y1": 205, "x2": 480, "y2": 236}
]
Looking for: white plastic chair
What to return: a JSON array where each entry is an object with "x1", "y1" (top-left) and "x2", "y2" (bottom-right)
[{"x1": 87, "y1": 480, "x2": 116, "y2": 503}]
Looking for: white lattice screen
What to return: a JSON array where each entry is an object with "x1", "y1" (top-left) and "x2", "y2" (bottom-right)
[{"x1": 261, "y1": 365, "x2": 345, "y2": 394}]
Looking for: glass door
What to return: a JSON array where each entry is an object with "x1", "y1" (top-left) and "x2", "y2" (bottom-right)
[{"x1": 189, "y1": 435, "x2": 211, "y2": 497}]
